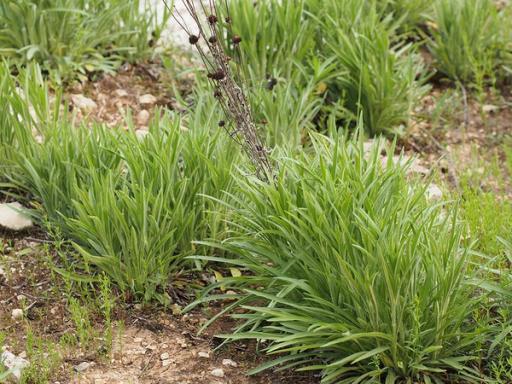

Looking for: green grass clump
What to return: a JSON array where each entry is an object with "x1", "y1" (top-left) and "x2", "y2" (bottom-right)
[
  {"x1": 224, "y1": 0, "x2": 428, "y2": 137},
  {"x1": 320, "y1": 1, "x2": 428, "y2": 135},
  {"x1": 0, "y1": 0, "x2": 170, "y2": 83},
  {"x1": 2, "y1": 66, "x2": 240, "y2": 302},
  {"x1": 377, "y1": 0, "x2": 432, "y2": 32},
  {"x1": 12, "y1": 117, "x2": 238, "y2": 302},
  {"x1": 427, "y1": 0, "x2": 510, "y2": 86},
  {"x1": 193, "y1": 132, "x2": 484, "y2": 383}
]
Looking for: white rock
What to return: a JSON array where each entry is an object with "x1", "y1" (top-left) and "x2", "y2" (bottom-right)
[
  {"x1": 0, "y1": 350, "x2": 29, "y2": 379},
  {"x1": 198, "y1": 351, "x2": 210, "y2": 359},
  {"x1": 114, "y1": 89, "x2": 129, "y2": 98},
  {"x1": 11, "y1": 308, "x2": 23, "y2": 320},
  {"x1": 162, "y1": 359, "x2": 171, "y2": 367},
  {"x1": 139, "y1": 94, "x2": 157, "y2": 105},
  {"x1": 16, "y1": 295, "x2": 26, "y2": 302},
  {"x1": 482, "y1": 104, "x2": 499, "y2": 113},
  {"x1": 222, "y1": 358, "x2": 237, "y2": 367},
  {"x1": 0, "y1": 202, "x2": 33, "y2": 231},
  {"x1": 427, "y1": 184, "x2": 443, "y2": 201},
  {"x1": 74, "y1": 361, "x2": 92, "y2": 373},
  {"x1": 211, "y1": 368, "x2": 225, "y2": 378},
  {"x1": 71, "y1": 94, "x2": 97, "y2": 112},
  {"x1": 160, "y1": 352, "x2": 170, "y2": 360},
  {"x1": 136, "y1": 109, "x2": 150, "y2": 126},
  {"x1": 133, "y1": 337, "x2": 143, "y2": 343}
]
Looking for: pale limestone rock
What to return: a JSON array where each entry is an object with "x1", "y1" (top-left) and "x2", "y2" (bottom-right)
[
  {"x1": 71, "y1": 94, "x2": 97, "y2": 112},
  {"x1": 139, "y1": 94, "x2": 157, "y2": 105},
  {"x1": 0, "y1": 202, "x2": 33, "y2": 231}
]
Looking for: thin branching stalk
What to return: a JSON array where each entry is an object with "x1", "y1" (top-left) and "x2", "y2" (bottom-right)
[{"x1": 164, "y1": 0, "x2": 273, "y2": 181}]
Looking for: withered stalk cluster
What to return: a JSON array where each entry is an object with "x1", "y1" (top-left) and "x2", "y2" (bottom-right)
[{"x1": 164, "y1": 0, "x2": 273, "y2": 181}]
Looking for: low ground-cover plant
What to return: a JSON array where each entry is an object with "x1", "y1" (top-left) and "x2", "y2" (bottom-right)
[
  {"x1": 0, "y1": 0, "x2": 170, "y2": 83},
  {"x1": 427, "y1": 0, "x2": 510, "y2": 86},
  {"x1": 192, "y1": 132, "x2": 486, "y2": 383}
]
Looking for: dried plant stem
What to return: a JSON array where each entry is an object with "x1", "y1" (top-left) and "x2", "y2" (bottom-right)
[{"x1": 164, "y1": 0, "x2": 273, "y2": 181}]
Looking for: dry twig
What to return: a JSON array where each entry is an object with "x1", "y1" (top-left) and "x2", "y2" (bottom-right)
[{"x1": 163, "y1": 0, "x2": 273, "y2": 181}]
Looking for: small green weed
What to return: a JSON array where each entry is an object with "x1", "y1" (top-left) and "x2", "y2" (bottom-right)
[{"x1": 20, "y1": 329, "x2": 61, "y2": 384}]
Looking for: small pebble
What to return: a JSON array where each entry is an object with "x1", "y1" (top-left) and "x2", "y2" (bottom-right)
[
  {"x1": 198, "y1": 351, "x2": 210, "y2": 359},
  {"x1": 160, "y1": 352, "x2": 170, "y2": 360},
  {"x1": 11, "y1": 308, "x2": 23, "y2": 320},
  {"x1": 222, "y1": 358, "x2": 237, "y2": 367},
  {"x1": 136, "y1": 109, "x2": 150, "y2": 126},
  {"x1": 74, "y1": 361, "x2": 92, "y2": 373},
  {"x1": 139, "y1": 94, "x2": 157, "y2": 105},
  {"x1": 211, "y1": 368, "x2": 225, "y2": 378},
  {"x1": 114, "y1": 89, "x2": 129, "y2": 98}
]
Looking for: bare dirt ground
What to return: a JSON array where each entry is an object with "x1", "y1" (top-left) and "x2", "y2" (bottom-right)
[{"x1": 0, "y1": 230, "x2": 316, "y2": 384}]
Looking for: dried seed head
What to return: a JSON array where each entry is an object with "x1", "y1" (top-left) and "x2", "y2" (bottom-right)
[
  {"x1": 188, "y1": 35, "x2": 199, "y2": 45},
  {"x1": 260, "y1": 119, "x2": 268, "y2": 125},
  {"x1": 208, "y1": 69, "x2": 226, "y2": 81},
  {"x1": 218, "y1": 120, "x2": 226, "y2": 127},
  {"x1": 267, "y1": 77, "x2": 278, "y2": 90},
  {"x1": 208, "y1": 15, "x2": 218, "y2": 24},
  {"x1": 208, "y1": 35, "x2": 217, "y2": 44},
  {"x1": 232, "y1": 35, "x2": 242, "y2": 45}
]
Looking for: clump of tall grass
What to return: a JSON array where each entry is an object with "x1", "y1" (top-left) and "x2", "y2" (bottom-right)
[
  {"x1": 192, "y1": 131, "x2": 485, "y2": 383},
  {"x1": 0, "y1": 0, "x2": 170, "y2": 83},
  {"x1": 2, "y1": 65, "x2": 241, "y2": 302},
  {"x1": 427, "y1": 0, "x2": 510, "y2": 86},
  {"x1": 222, "y1": 0, "x2": 428, "y2": 137},
  {"x1": 63, "y1": 116, "x2": 239, "y2": 302},
  {"x1": 320, "y1": 1, "x2": 429, "y2": 135},
  {"x1": 0, "y1": 62, "x2": 54, "y2": 183},
  {"x1": 10, "y1": 115, "x2": 239, "y2": 301},
  {"x1": 377, "y1": 0, "x2": 432, "y2": 32}
]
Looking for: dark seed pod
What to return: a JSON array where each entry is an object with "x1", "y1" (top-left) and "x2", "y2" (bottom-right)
[
  {"x1": 218, "y1": 120, "x2": 226, "y2": 127},
  {"x1": 208, "y1": 15, "x2": 218, "y2": 24},
  {"x1": 214, "y1": 89, "x2": 222, "y2": 98},
  {"x1": 188, "y1": 35, "x2": 199, "y2": 45},
  {"x1": 260, "y1": 119, "x2": 268, "y2": 125},
  {"x1": 267, "y1": 77, "x2": 278, "y2": 90},
  {"x1": 232, "y1": 35, "x2": 242, "y2": 45},
  {"x1": 208, "y1": 69, "x2": 226, "y2": 81},
  {"x1": 225, "y1": 17, "x2": 231, "y2": 23},
  {"x1": 209, "y1": 35, "x2": 217, "y2": 44}
]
